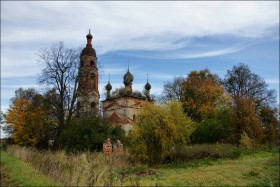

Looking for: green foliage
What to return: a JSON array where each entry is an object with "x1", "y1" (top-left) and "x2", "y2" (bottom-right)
[
  {"x1": 191, "y1": 107, "x2": 233, "y2": 144},
  {"x1": 192, "y1": 120, "x2": 232, "y2": 144},
  {"x1": 110, "y1": 87, "x2": 143, "y2": 98},
  {"x1": 128, "y1": 101, "x2": 195, "y2": 165},
  {"x1": 259, "y1": 105, "x2": 279, "y2": 144},
  {"x1": 57, "y1": 117, "x2": 125, "y2": 153}
]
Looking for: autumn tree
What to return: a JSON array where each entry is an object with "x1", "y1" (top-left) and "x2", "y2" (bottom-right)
[
  {"x1": 38, "y1": 42, "x2": 79, "y2": 136},
  {"x1": 180, "y1": 69, "x2": 231, "y2": 122},
  {"x1": 128, "y1": 101, "x2": 195, "y2": 165},
  {"x1": 5, "y1": 88, "x2": 54, "y2": 147},
  {"x1": 223, "y1": 63, "x2": 277, "y2": 144}
]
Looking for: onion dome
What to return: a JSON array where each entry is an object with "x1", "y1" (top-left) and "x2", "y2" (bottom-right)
[
  {"x1": 105, "y1": 82, "x2": 112, "y2": 91},
  {"x1": 86, "y1": 29, "x2": 93, "y2": 39},
  {"x1": 123, "y1": 70, "x2": 134, "y2": 85},
  {"x1": 145, "y1": 82, "x2": 151, "y2": 91},
  {"x1": 81, "y1": 30, "x2": 96, "y2": 57}
]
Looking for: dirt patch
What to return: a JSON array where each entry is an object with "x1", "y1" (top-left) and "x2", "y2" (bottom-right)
[
  {"x1": 0, "y1": 165, "x2": 11, "y2": 187},
  {"x1": 135, "y1": 169, "x2": 157, "y2": 176}
]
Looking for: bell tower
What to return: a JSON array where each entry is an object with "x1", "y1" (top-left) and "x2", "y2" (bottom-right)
[{"x1": 77, "y1": 30, "x2": 99, "y2": 117}]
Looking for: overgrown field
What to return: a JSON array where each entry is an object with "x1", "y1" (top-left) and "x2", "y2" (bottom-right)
[{"x1": 1, "y1": 144, "x2": 279, "y2": 186}]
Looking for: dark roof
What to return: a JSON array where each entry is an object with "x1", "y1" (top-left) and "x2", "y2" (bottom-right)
[{"x1": 81, "y1": 44, "x2": 96, "y2": 57}]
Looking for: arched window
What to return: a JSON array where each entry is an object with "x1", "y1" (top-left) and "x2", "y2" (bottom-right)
[
  {"x1": 90, "y1": 60, "x2": 94, "y2": 67},
  {"x1": 81, "y1": 61, "x2": 84, "y2": 67},
  {"x1": 91, "y1": 102, "x2": 96, "y2": 112}
]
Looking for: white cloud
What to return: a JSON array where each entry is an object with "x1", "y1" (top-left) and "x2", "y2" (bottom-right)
[
  {"x1": 1, "y1": 1, "x2": 278, "y2": 54},
  {"x1": 265, "y1": 79, "x2": 280, "y2": 84}
]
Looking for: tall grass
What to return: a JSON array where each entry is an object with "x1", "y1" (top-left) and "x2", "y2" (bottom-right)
[
  {"x1": 6, "y1": 145, "x2": 134, "y2": 186},
  {"x1": 170, "y1": 143, "x2": 240, "y2": 162}
]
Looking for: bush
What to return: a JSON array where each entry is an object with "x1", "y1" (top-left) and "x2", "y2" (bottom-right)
[
  {"x1": 128, "y1": 101, "x2": 195, "y2": 165},
  {"x1": 58, "y1": 117, "x2": 125, "y2": 153},
  {"x1": 191, "y1": 107, "x2": 233, "y2": 144}
]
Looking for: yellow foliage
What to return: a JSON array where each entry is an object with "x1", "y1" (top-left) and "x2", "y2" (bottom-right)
[
  {"x1": 128, "y1": 101, "x2": 195, "y2": 165},
  {"x1": 5, "y1": 98, "x2": 49, "y2": 146},
  {"x1": 180, "y1": 69, "x2": 231, "y2": 121},
  {"x1": 240, "y1": 131, "x2": 253, "y2": 149}
]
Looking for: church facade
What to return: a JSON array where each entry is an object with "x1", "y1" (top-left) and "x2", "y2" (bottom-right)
[
  {"x1": 77, "y1": 31, "x2": 151, "y2": 132},
  {"x1": 101, "y1": 68, "x2": 151, "y2": 132}
]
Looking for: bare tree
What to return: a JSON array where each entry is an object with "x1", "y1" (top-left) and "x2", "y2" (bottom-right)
[
  {"x1": 159, "y1": 76, "x2": 185, "y2": 101},
  {"x1": 38, "y1": 42, "x2": 79, "y2": 135}
]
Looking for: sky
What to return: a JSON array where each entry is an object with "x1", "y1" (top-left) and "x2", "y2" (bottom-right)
[{"x1": 1, "y1": 1, "x2": 279, "y2": 136}]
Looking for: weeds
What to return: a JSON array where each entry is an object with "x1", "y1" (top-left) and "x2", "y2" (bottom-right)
[
  {"x1": 6, "y1": 145, "x2": 132, "y2": 186},
  {"x1": 170, "y1": 143, "x2": 240, "y2": 162}
]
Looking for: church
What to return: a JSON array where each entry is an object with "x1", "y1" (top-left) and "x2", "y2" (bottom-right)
[{"x1": 77, "y1": 31, "x2": 151, "y2": 132}]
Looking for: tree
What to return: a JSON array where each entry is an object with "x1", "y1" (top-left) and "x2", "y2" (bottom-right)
[
  {"x1": 38, "y1": 42, "x2": 80, "y2": 136},
  {"x1": 223, "y1": 63, "x2": 276, "y2": 108},
  {"x1": 5, "y1": 94, "x2": 54, "y2": 147},
  {"x1": 180, "y1": 69, "x2": 231, "y2": 122},
  {"x1": 128, "y1": 101, "x2": 195, "y2": 165},
  {"x1": 191, "y1": 106, "x2": 233, "y2": 143},
  {"x1": 258, "y1": 105, "x2": 279, "y2": 144},
  {"x1": 110, "y1": 87, "x2": 143, "y2": 98},
  {"x1": 159, "y1": 76, "x2": 185, "y2": 101},
  {"x1": 223, "y1": 63, "x2": 277, "y2": 144},
  {"x1": 58, "y1": 117, "x2": 125, "y2": 153}
]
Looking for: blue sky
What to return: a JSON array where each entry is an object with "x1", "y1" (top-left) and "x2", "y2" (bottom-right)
[{"x1": 1, "y1": 1, "x2": 279, "y2": 136}]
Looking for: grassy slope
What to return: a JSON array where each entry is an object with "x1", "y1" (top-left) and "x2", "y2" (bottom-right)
[
  {"x1": 0, "y1": 150, "x2": 57, "y2": 186},
  {"x1": 126, "y1": 151, "x2": 279, "y2": 186}
]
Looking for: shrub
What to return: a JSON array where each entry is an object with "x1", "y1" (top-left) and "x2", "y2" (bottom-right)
[
  {"x1": 128, "y1": 101, "x2": 195, "y2": 165},
  {"x1": 58, "y1": 117, "x2": 125, "y2": 153},
  {"x1": 240, "y1": 131, "x2": 253, "y2": 149}
]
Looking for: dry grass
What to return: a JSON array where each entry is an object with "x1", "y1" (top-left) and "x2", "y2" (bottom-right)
[
  {"x1": 6, "y1": 145, "x2": 133, "y2": 186},
  {"x1": 6, "y1": 144, "x2": 279, "y2": 186}
]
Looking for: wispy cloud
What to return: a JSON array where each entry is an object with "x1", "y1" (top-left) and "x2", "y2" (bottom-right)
[{"x1": 265, "y1": 79, "x2": 279, "y2": 84}]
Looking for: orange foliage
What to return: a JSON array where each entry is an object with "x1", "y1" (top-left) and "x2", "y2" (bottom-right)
[
  {"x1": 180, "y1": 69, "x2": 231, "y2": 121},
  {"x1": 6, "y1": 98, "x2": 49, "y2": 146}
]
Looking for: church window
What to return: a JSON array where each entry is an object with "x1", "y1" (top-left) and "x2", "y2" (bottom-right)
[
  {"x1": 81, "y1": 61, "x2": 84, "y2": 67},
  {"x1": 91, "y1": 102, "x2": 96, "y2": 112},
  {"x1": 133, "y1": 114, "x2": 136, "y2": 121},
  {"x1": 90, "y1": 60, "x2": 94, "y2": 67}
]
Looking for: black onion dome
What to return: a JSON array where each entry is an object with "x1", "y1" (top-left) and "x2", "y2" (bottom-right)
[
  {"x1": 105, "y1": 82, "x2": 112, "y2": 91},
  {"x1": 81, "y1": 46, "x2": 96, "y2": 57},
  {"x1": 123, "y1": 71, "x2": 134, "y2": 85},
  {"x1": 86, "y1": 32, "x2": 93, "y2": 39},
  {"x1": 145, "y1": 82, "x2": 151, "y2": 91}
]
